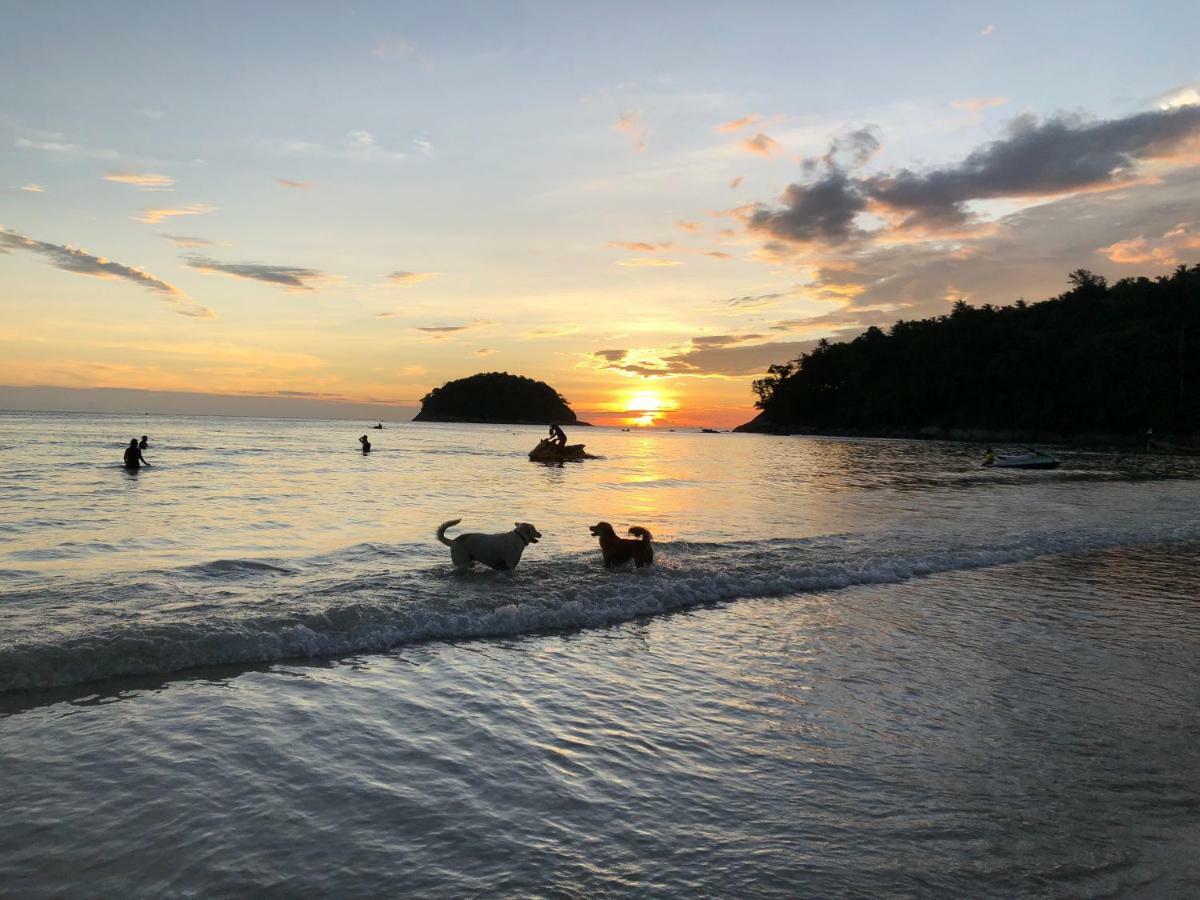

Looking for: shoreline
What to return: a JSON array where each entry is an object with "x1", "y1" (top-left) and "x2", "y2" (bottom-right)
[{"x1": 733, "y1": 414, "x2": 1199, "y2": 452}]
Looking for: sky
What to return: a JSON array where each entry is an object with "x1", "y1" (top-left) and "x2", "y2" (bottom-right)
[{"x1": 2, "y1": 1, "x2": 1199, "y2": 427}]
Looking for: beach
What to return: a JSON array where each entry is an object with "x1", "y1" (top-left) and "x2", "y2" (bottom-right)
[{"x1": 2, "y1": 412, "x2": 1200, "y2": 896}]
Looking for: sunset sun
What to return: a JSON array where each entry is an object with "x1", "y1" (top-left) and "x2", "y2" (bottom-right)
[{"x1": 620, "y1": 390, "x2": 677, "y2": 427}]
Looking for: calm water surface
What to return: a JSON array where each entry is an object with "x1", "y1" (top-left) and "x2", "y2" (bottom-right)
[{"x1": 1, "y1": 412, "x2": 1198, "y2": 896}]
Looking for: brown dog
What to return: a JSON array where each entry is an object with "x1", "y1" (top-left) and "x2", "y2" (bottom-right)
[{"x1": 589, "y1": 522, "x2": 654, "y2": 568}]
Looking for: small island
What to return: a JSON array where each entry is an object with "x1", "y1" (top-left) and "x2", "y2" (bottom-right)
[{"x1": 413, "y1": 372, "x2": 590, "y2": 425}]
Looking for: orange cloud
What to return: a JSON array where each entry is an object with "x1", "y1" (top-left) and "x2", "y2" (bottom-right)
[
  {"x1": 616, "y1": 258, "x2": 682, "y2": 267},
  {"x1": 740, "y1": 133, "x2": 781, "y2": 157},
  {"x1": 614, "y1": 111, "x2": 648, "y2": 153},
  {"x1": 730, "y1": 176, "x2": 743, "y2": 190},
  {"x1": 387, "y1": 270, "x2": 440, "y2": 285},
  {"x1": 1099, "y1": 224, "x2": 1200, "y2": 265},
  {"x1": 135, "y1": 203, "x2": 215, "y2": 224},
  {"x1": 716, "y1": 115, "x2": 759, "y2": 134},
  {"x1": 274, "y1": 178, "x2": 311, "y2": 189},
  {"x1": 676, "y1": 220, "x2": 701, "y2": 234},
  {"x1": 609, "y1": 240, "x2": 673, "y2": 252},
  {"x1": 105, "y1": 171, "x2": 176, "y2": 189}
]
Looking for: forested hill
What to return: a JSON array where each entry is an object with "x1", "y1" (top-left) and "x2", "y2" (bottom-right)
[
  {"x1": 739, "y1": 265, "x2": 1200, "y2": 439},
  {"x1": 413, "y1": 372, "x2": 584, "y2": 425}
]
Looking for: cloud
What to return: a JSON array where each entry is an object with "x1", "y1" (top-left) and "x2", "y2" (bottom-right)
[
  {"x1": 160, "y1": 233, "x2": 216, "y2": 248},
  {"x1": 748, "y1": 106, "x2": 1200, "y2": 247},
  {"x1": 616, "y1": 258, "x2": 683, "y2": 267},
  {"x1": 342, "y1": 129, "x2": 406, "y2": 161},
  {"x1": 14, "y1": 133, "x2": 119, "y2": 159},
  {"x1": 414, "y1": 319, "x2": 494, "y2": 339},
  {"x1": 980, "y1": 23, "x2": 996, "y2": 36},
  {"x1": 716, "y1": 115, "x2": 759, "y2": 134},
  {"x1": 20, "y1": 183, "x2": 43, "y2": 192},
  {"x1": 609, "y1": 240, "x2": 673, "y2": 252},
  {"x1": 730, "y1": 176, "x2": 743, "y2": 190},
  {"x1": 748, "y1": 170, "x2": 868, "y2": 244},
  {"x1": 104, "y1": 171, "x2": 175, "y2": 189},
  {"x1": 725, "y1": 290, "x2": 791, "y2": 310},
  {"x1": 690, "y1": 334, "x2": 766, "y2": 349},
  {"x1": 800, "y1": 125, "x2": 883, "y2": 173},
  {"x1": 1099, "y1": 223, "x2": 1200, "y2": 265},
  {"x1": 386, "y1": 270, "x2": 440, "y2": 285},
  {"x1": 371, "y1": 38, "x2": 426, "y2": 63},
  {"x1": 950, "y1": 96, "x2": 1009, "y2": 126},
  {"x1": 526, "y1": 324, "x2": 581, "y2": 339},
  {"x1": 136, "y1": 108, "x2": 165, "y2": 120},
  {"x1": 274, "y1": 178, "x2": 311, "y2": 189},
  {"x1": 676, "y1": 220, "x2": 702, "y2": 233},
  {"x1": 186, "y1": 256, "x2": 327, "y2": 292},
  {"x1": 705, "y1": 251, "x2": 733, "y2": 259},
  {"x1": 135, "y1": 203, "x2": 215, "y2": 224},
  {"x1": 1156, "y1": 84, "x2": 1200, "y2": 111},
  {"x1": 412, "y1": 137, "x2": 434, "y2": 156},
  {"x1": 740, "y1": 132, "x2": 781, "y2": 157},
  {"x1": 592, "y1": 340, "x2": 821, "y2": 378},
  {"x1": 475, "y1": 348, "x2": 495, "y2": 356},
  {"x1": 0, "y1": 225, "x2": 213, "y2": 317},
  {"x1": 952, "y1": 96, "x2": 1008, "y2": 115},
  {"x1": 615, "y1": 110, "x2": 648, "y2": 153}
]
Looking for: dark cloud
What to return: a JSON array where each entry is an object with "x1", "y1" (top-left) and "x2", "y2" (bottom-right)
[
  {"x1": 751, "y1": 106, "x2": 1200, "y2": 245},
  {"x1": 186, "y1": 256, "x2": 325, "y2": 291},
  {"x1": 691, "y1": 334, "x2": 765, "y2": 348},
  {"x1": 593, "y1": 349, "x2": 627, "y2": 361},
  {"x1": 803, "y1": 125, "x2": 883, "y2": 174},
  {"x1": 414, "y1": 320, "x2": 493, "y2": 338},
  {"x1": 0, "y1": 225, "x2": 213, "y2": 318},
  {"x1": 805, "y1": 166, "x2": 1200, "y2": 322},
  {"x1": 725, "y1": 290, "x2": 791, "y2": 309},
  {"x1": 747, "y1": 170, "x2": 867, "y2": 244}
]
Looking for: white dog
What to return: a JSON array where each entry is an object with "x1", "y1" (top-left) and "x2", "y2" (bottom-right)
[{"x1": 436, "y1": 518, "x2": 542, "y2": 573}]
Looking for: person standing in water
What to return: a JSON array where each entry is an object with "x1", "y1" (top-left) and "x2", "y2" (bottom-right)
[
  {"x1": 138, "y1": 435, "x2": 149, "y2": 449},
  {"x1": 548, "y1": 422, "x2": 567, "y2": 448},
  {"x1": 359, "y1": 434, "x2": 372, "y2": 453},
  {"x1": 124, "y1": 438, "x2": 150, "y2": 469}
]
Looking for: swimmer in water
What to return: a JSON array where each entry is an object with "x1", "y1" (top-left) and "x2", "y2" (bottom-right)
[
  {"x1": 124, "y1": 438, "x2": 150, "y2": 469},
  {"x1": 139, "y1": 435, "x2": 149, "y2": 449},
  {"x1": 359, "y1": 434, "x2": 372, "y2": 453}
]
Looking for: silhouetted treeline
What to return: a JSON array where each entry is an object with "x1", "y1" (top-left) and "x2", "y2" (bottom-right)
[
  {"x1": 747, "y1": 265, "x2": 1200, "y2": 437},
  {"x1": 414, "y1": 372, "x2": 581, "y2": 424}
]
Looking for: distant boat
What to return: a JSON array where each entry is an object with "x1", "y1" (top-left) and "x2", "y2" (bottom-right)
[
  {"x1": 700, "y1": 428, "x2": 720, "y2": 434},
  {"x1": 984, "y1": 449, "x2": 1060, "y2": 470}
]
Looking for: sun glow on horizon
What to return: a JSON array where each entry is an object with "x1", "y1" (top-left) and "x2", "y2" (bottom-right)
[{"x1": 615, "y1": 390, "x2": 678, "y2": 427}]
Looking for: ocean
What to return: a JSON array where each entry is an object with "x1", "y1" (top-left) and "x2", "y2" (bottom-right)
[{"x1": 2, "y1": 411, "x2": 1199, "y2": 896}]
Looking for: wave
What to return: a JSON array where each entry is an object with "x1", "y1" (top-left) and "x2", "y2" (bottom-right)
[{"x1": 2, "y1": 520, "x2": 1199, "y2": 694}]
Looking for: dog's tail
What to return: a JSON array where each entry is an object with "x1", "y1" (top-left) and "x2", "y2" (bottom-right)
[
  {"x1": 628, "y1": 526, "x2": 653, "y2": 542},
  {"x1": 436, "y1": 518, "x2": 462, "y2": 546}
]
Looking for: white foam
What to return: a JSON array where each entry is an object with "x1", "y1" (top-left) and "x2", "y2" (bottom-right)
[{"x1": 3, "y1": 521, "x2": 1198, "y2": 694}]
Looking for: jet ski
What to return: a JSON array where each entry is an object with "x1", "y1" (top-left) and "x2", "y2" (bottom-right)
[{"x1": 529, "y1": 438, "x2": 596, "y2": 461}]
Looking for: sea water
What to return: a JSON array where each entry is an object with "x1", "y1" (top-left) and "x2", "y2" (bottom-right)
[{"x1": 1, "y1": 412, "x2": 1198, "y2": 896}]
